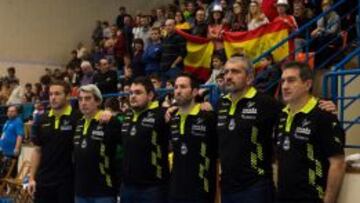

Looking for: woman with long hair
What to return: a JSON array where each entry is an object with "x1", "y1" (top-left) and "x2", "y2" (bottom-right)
[{"x1": 247, "y1": 0, "x2": 269, "y2": 31}]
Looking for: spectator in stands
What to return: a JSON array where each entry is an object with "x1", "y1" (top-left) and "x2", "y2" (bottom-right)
[
  {"x1": 90, "y1": 45, "x2": 105, "y2": 65},
  {"x1": 130, "y1": 38, "x2": 145, "y2": 77},
  {"x1": 206, "y1": 53, "x2": 226, "y2": 85},
  {"x1": 293, "y1": 0, "x2": 313, "y2": 53},
  {"x1": 104, "y1": 97, "x2": 121, "y2": 116},
  {"x1": 215, "y1": 72, "x2": 226, "y2": 95},
  {"x1": 0, "y1": 80, "x2": 11, "y2": 105},
  {"x1": 114, "y1": 29, "x2": 128, "y2": 71},
  {"x1": 183, "y1": 1, "x2": 196, "y2": 23},
  {"x1": 220, "y1": 0, "x2": 234, "y2": 25},
  {"x1": 93, "y1": 58, "x2": 119, "y2": 95},
  {"x1": 122, "y1": 14, "x2": 134, "y2": 54},
  {"x1": 142, "y1": 27, "x2": 162, "y2": 75},
  {"x1": 76, "y1": 42, "x2": 87, "y2": 59},
  {"x1": 79, "y1": 61, "x2": 95, "y2": 86},
  {"x1": 67, "y1": 50, "x2": 82, "y2": 69},
  {"x1": 160, "y1": 19, "x2": 187, "y2": 81},
  {"x1": 102, "y1": 21, "x2": 112, "y2": 39},
  {"x1": 52, "y1": 68, "x2": 64, "y2": 82},
  {"x1": 161, "y1": 79, "x2": 174, "y2": 108},
  {"x1": 229, "y1": 1, "x2": 248, "y2": 31},
  {"x1": 175, "y1": 11, "x2": 192, "y2": 31},
  {"x1": 253, "y1": 54, "x2": 282, "y2": 96},
  {"x1": 0, "y1": 105, "x2": 24, "y2": 158},
  {"x1": 4, "y1": 67, "x2": 19, "y2": 84},
  {"x1": 208, "y1": 4, "x2": 229, "y2": 50},
  {"x1": 23, "y1": 83, "x2": 36, "y2": 103},
  {"x1": 92, "y1": 20, "x2": 103, "y2": 46},
  {"x1": 116, "y1": 6, "x2": 127, "y2": 30},
  {"x1": 121, "y1": 65, "x2": 135, "y2": 88},
  {"x1": 6, "y1": 79, "x2": 23, "y2": 105},
  {"x1": 132, "y1": 15, "x2": 151, "y2": 49},
  {"x1": 274, "y1": 0, "x2": 298, "y2": 31},
  {"x1": 191, "y1": 8, "x2": 208, "y2": 37},
  {"x1": 310, "y1": 0, "x2": 341, "y2": 48},
  {"x1": 261, "y1": 0, "x2": 278, "y2": 21},
  {"x1": 154, "y1": 7, "x2": 166, "y2": 27},
  {"x1": 149, "y1": 74, "x2": 162, "y2": 90},
  {"x1": 64, "y1": 66, "x2": 80, "y2": 87},
  {"x1": 247, "y1": 0, "x2": 269, "y2": 31}
]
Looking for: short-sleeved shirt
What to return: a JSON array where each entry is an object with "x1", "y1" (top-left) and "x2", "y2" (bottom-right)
[
  {"x1": 275, "y1": 96, "x2": 345, "y2": 201},
  {"x1": 216, "y1": 87, "x2": 281, "y2": 193},
  {"x1": 121, "y1": 101, "x2": 170, "y2": 187},
  {"x1": 169, "y1": 104, "x2": 217, "y2": 201},
  {"x1": 74, "y1": 111, "x2": 121, "y2": 197},
  {"x1": 32, "y1": 105, "x2": 81, "y2": 187},
  {"x1": 0, "y1": 117, "x2": 24, "y2": 157}
]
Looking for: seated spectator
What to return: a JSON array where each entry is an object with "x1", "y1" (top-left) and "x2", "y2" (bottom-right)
[
  {"x1": 253, "y1": 54, "x2": 282, "y2": 96},
  {"x1": 102, "y1": 21, "x2": 112, "y2": 39},
  {"x1": 208, "y1": 5, "x2": 230, "y2": 50},
  {"x1": 311, "y1": 0, "x2": 340, "y2": 46},
  {"x1": 116, "y1": 6, "x2": 127, "y2": 30},
  {"x1": 293, "y1": 0, "x2": 313, "y2": 52},
  {"x1": 191, "y1": 8, "x2": 208, "y2": 37},
  {"x1": 153, "y1": 7, "x2": 166, "y2": 27},
  {"x1": 64, "y1": 66, "x2": 80, "y2": 87},
  {"x1": 247, "y1": 0, "x2": 269, "y2": 31},
  {"x1": 149, "y1": 74, "x2": 162, "y2": 90},
  {"x1": 206, "y1": 53, "x2": 226, "y2": 85},
  {"x1": 130, "y1": 38, "x2": 145, "y2": 77},
  {"x1": 183, "y1": 1, "x2": 196, "y2": 23},
  {"x1": 67, "y1": 50, "x2": 82, "y2": 69},
  {"x1": 80, "y1": 61, "x2": 95, "y2": 86},
  {"x1": 90, "y1": 45, "x2": 105, "y2": 65},
  {"x1": 161, "y1": 79, "x2": 175, "y2": 108},
  {"x1": 0, "y1": 80, "x2": 11, "y2": 105},
  {"x1": 175, "y1": 11, "x2": 192, "y2": 31},
  {"x1": 230, "y1": 1, "x2": 248, "y2": 31},
  {"x1": 93, "y1": 58, "x2": 119, "y2": 94},
  {"x1": 160, "y1": 19, "x2": 187, "y2": 81},
  {"x1": 273, "y1": 0, "x2": 298, "y2": 31},
  {"x1": 104, "y1": 97, "x2": 121, "y2": 116},
  {"x1": 6, "y1": 79, "x2": 23, "y2": 105},
  {"x1": 23, "y1": 83, "x2": 35, "y2": 103},
  {"x1": 132, "y1": 15, "x2": 151, "y2": 49},
  {"x1": 142, "y1": 27, "x2": 162, "y2": 75},
  {"x1": 51, "y1": 68, "x2": 64, "y2": 82},
  {"x1": 92, "y1": 20, "x2": 103, "y2": 46},
  {"x1": 4, "y1": 67, "x2": 19, "y2": 84},
  {"x1": 76, "y1": 42, "x2": 87, "y2": 59}
]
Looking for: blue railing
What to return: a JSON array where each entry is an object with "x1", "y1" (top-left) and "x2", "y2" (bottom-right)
[{"x1": 323, "y1": 47, "x2": 360, "y2": 148}]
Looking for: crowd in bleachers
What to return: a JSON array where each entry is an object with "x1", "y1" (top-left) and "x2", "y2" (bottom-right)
[{"x1": 0, "y1": 0, "x2": 354, "y2": 113}]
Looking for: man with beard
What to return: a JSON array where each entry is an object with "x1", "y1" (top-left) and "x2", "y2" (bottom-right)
[{"x1": 168, "y1": 73, "x2": 217, "y2": 203}]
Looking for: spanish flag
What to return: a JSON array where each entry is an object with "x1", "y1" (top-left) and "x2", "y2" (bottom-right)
[
  {"x1": 223, "y1": 21, "x2": 293, "y2": 63},
  {"x1": 176, "y1": 29, "x2": 214, "y2": 82}
]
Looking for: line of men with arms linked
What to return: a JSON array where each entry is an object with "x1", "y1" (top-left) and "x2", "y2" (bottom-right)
[{"x1": 27, "y1": 55, "x2": 346, "y2": 203}]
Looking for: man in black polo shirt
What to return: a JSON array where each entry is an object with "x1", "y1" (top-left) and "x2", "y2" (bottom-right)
[
  {"x1": 275, "y1": 62, "x2": 345, "y2": 203},
  {"x1": 74, "y1": 84, "x2": 121, "y2": 203},
  {"x1": 29, "y1": 81, "x2": 81, "y2": 203},
  {"x1": 160, "y1": 19, "x2": 187, "y2": 81},
  {"x1": 169, "y1": 73, "x2": 217, "y2": 203},
  {"x1": 217, "y1": 56, "x2": 281, "y2": 203},
  {"x1": 93, "y1": 58, "x2": 119, "y2": 95},
  {"x1": 120, "y1": 77, "x2": 169, "y2": 203}
]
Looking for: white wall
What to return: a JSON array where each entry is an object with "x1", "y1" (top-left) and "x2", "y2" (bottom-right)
[{"x1": 0, "y1": 0, "x2": 169, "y2": 83}]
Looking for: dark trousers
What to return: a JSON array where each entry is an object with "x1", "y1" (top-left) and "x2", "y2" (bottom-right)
[
  {"x1": 120, "y1": 184, "x2": 167, "y2": 203},
  {"x1": 34, "y1": 179, "x2": 74, "y2": 203},
  {"x1": 221, "y1": 179, "x2": 274, "y2": 203}
]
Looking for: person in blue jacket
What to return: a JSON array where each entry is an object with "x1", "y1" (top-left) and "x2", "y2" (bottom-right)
[{"x1": 142, "y1": 27, "x2": 162, "y2": 75}]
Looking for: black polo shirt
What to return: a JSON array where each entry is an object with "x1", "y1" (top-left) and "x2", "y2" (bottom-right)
[
  {"x1": 275, "y1": 96, "x2": 345, "y2": 202},
  {"x1": 169, "y1": 104, "x2": 217, "y2": 201},
  {"x1": 73, "y1": 111, "x2": 121, "y2": 197},
  {"x1": 32, "y1": 105, "x2": 81, "y2": 187},
  {"x1": 121, "y1": 101, "x2": 170, "y2": 186},
  {"x1": 216, "y1": 87, "x2": 281, "y2": 193}
]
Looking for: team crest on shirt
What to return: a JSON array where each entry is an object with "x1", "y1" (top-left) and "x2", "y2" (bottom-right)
[
  {"x1": 60, "y1": 119, "x2": 72, "y2": 131},
  {"x1": 181, "y1": 143, "x2": 188, "y2": 155},
  {"x1": 130, "y1": 126, "x2": 137, "y2": 136},
  {"x1": 228, "y1": 118, "x2": 236, "y2": 131}
]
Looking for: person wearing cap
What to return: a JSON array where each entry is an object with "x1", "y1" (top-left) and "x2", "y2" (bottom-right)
[
  {"x1": 208, "y1": 4, "x2": 229, "y2": 50},
  {"x1": 73, "y1": 84, "x2": 122, "y2": 203},
  {"x1": 273, "y1": 0, "x2": 298, "y2": 31}
]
